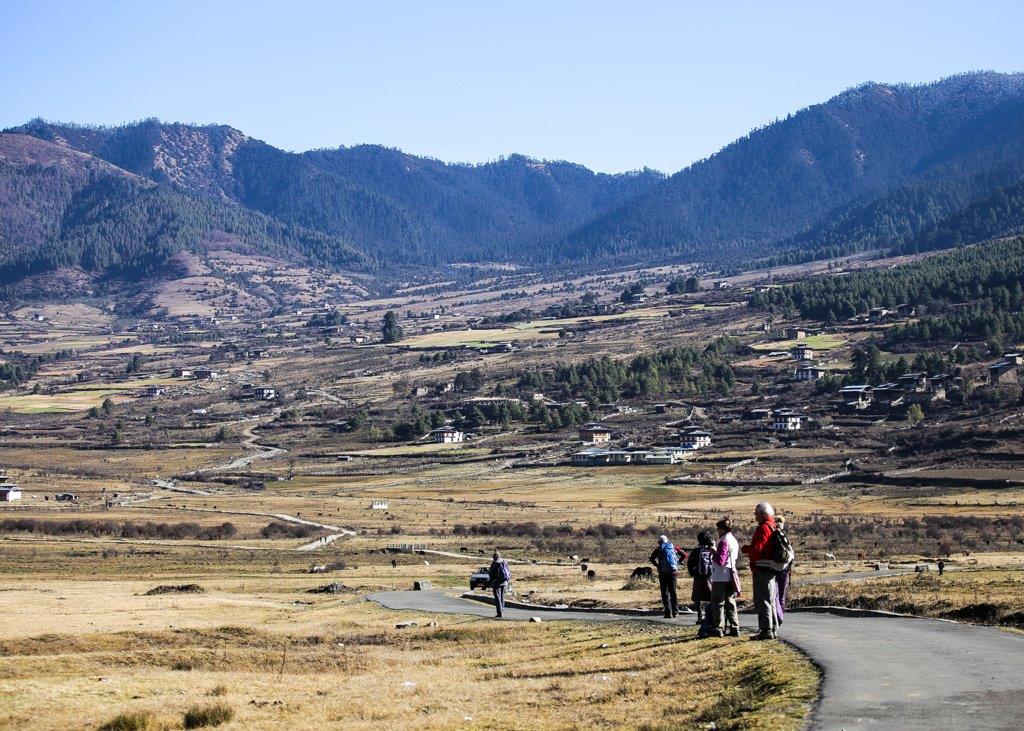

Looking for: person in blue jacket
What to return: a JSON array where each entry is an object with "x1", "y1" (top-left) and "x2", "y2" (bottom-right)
[{"x1": 649, "y1": 534, "x2": 681, "y2": 618}]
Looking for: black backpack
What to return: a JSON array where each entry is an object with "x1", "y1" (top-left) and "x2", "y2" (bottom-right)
[{"x1": 687, "y1": 545, "x2": 713, "y2": 578}]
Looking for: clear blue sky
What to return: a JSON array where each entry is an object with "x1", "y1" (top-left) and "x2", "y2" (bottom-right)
[{"x1": 2, "y1": 1, "x2": 1022, "y2": 172}]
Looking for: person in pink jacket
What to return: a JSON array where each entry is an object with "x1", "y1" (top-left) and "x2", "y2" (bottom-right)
[{"x1": 708, "y1": 516, "x2": 741, "y2": 637}]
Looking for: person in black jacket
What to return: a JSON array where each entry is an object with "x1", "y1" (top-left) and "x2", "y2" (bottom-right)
[
  {"x1": 687, "y1": 530, "x2": 715, "y2": 627},
  {"x1": 488, "y1": 551, "x2": 511, "y2": 618}
]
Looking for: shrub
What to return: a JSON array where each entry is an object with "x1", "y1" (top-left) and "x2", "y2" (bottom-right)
[
  {"x1": 182, "y1": 703, "x2": 234, "y2": 729},
  {"x1": 98, "y1": 711, "x2": 157, "y2": 731}
]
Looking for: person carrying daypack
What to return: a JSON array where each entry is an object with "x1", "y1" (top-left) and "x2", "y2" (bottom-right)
[
  {"x1": 488, "y1": 551, "x2": 512, "y2": 618},
  {"x1": 649, "y1": 535, "x2": 680, "y2": 618},
  {"x1": 687, "y1": 530, "x2": 714, "y2": 629},
  {"x1": 741, "y1": 501, "x2": 780, "y2": 640}
]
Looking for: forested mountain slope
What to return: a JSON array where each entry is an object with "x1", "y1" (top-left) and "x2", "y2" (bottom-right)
[
  {"x1": 556, "y1": 72, "x2": 1024, "y2": 263},
  {"x1": 5, "y1": 71, "x2": 1024, "y2": 281}
]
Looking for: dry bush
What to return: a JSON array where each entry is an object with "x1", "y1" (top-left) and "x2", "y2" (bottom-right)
[
  {"x1": 97, "y1": 711, "x2": 157, "y2": 731},
  {"x1": 183, "y1": 703, "x2": 234, "y2": 728}
]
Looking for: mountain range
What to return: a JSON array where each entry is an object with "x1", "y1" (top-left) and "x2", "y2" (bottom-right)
[{"x1": 4, "y1": 70, "x2": 1024, "y2": 284}]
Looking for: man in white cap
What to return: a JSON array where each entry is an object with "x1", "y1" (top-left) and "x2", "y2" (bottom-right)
[{"x1": 649, "y1": 534, "x2": 681, "y2": 618}]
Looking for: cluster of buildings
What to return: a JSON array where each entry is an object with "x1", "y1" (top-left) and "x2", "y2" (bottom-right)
[
  {"x1": 570, "y1": 422, "x2": 713, "y2": 466},
  {"x1": 837, "y1": 372, "x2": 955, "y2": 413}
]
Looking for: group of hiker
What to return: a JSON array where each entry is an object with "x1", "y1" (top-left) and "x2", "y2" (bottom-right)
[
  {"x1": 484, "y1": 500, "x2": 793, "y2": 639},
  {"x1": 649, "y1": 501, "x2": 793, "y2": 640}
]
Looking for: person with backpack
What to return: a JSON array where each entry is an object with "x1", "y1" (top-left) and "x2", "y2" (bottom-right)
[
  {"x1": 772, "y1": 515, "x2": 793, "y2": 626},
  {"x1": 488, "y1": 551, "x2": 511, "y2": 618},
  {"x1": 709, "y1": 516, "x2": 741, "y2": 638},
  {"x1": 687, "y1": 530, "x2": 714, "y2": 629},
  {"x1": 649, "y1": 534, "x2": 680, "y2": 618},
  {"x1": 741, "y1": 501, "x2": 782, "y2": 640}
]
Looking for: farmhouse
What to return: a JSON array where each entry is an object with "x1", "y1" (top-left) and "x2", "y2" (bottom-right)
[
  {"x1": 571, "y1": 448, "x2": 611, "y2": 465},
  {"x1": 194, "y1": 368, "x2": 219, "y2": 380},
  {"x1": 794, "y1": 364, "x2": 826, "y2": 381},
  {"x1": 785, "y1": 327, "x2": 807, "y2": 340},
  {"x1": 253, "y1": 386, "x2": 277, "y2": 400},
  {"x1": 370, "y1": 500, "x2": 389, "y2": 510},
  {"x1": 792, "y1": 344, "x2": 815, "y2": 361},
  {"x1": 771, "y1": 409, "x2": 803, "y2": 431},
  {"x1": 678, "y1": 428, "x2": 712, "y2": 449},
  {"x1": 172, "y1": 368, "x2": 194, "y2": 378},
  {"x1": 643, "y1": 450, "x2": 686, "y2": 464},
  {"x1": 145, "y1": 384, "x2": 165, "y2": 397},
  {"x1": 579, "y1": 423, "x2": 613, "y2": 444},
  {"x1": 0, "y1": 472, "x2": 21, "y2": 501},
  {"x1": 429, "y1": 426, "x2": 464, "y2": 443},
  {"x1": 411, "y1": 386, "x2": 431, "y2": 397},
  {"x1": 989, "y1": 360, "x2": 1019, "y2": 385},
  {"x1": 838, "y1": 384, "x2": 873, "y2": 411}
]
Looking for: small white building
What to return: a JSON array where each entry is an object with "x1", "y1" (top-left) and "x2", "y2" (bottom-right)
[
  {"x1": 794, "y1": 365, "x2": 826, "y2": 381},
  {"x1": 146, "y1": 384, "x2": 165, "y2": 397},
  {"x1": 579, "y1": 423, "x2": 613, "y2": 444},
  {"x1": 253, "y1": 386, "x2": 277, "y2": 400},
  {"x1": 0, "y1": 484, "x2": 22, "y2": 501},
  {"x1": 792, "y1": 344, "x2": 815, "y2": 361},
  {"x1": 370, "y1": 500, "x2": 389, "y2": 510},
  {"x1": 771, "y1": 410, "x2": 803, "y2": 431},
  {"x1": 679, "y1": 429, "x2": 712, "y2": 449},
  {"x1": 430, "y1": 427, "x2": 464, "y2": 443},
  {"x1": 643, "y1": 451, "x2": 686, "y2": 464}
]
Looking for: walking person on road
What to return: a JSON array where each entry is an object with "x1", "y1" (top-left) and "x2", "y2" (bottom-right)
[
  {"x1": 488, "y1": 551, "x2": 511, "y2": 618},
  {"x1": 650, "y1": 535, "x2": 681, "y2": 618},
  {"x1": 709, "y1": 516, "x2": 741, "y2": 638},
  {"x1": 741, "y1": 502, "x2": 779, "y2": 640}
]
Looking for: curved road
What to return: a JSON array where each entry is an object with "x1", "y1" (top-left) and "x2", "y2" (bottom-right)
[{"x1": 369, "y1": 590, "x2": 1024, "y2": 730}]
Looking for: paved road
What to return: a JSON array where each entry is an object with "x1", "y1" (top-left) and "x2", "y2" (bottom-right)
[{"x1": 368, "y1": 590, "x2": 1024, "y2": 730}]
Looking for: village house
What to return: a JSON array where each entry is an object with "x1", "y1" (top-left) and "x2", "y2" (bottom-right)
[
  {"x1": 771, "y1": 409, "x2": 803, "y2": 431},
  {"x1": 838, "y1": 384, "x2": 873, "y2": 411},
  {"x1": 785, "y1": 327, "x2": 807, "y2": 340},
  {"x1": 571, "y1": 448, "x2": 611, "y2": 465},
  {"x1": 677, "y1": 427, "x2": 712, "y2": 449},
  {"x1": 194, "y1": 368, "x2": 219, "y2": 380},
  {"x1": 794, "y1": 364, "x2": 826, "y2": 381},
  {"x1": 429, "y1": 426, "x2": 464, "y2": 443},
  {"x1": 989, "y1": 359, "x2": 1019, "y2": 385},
  {"x1": 1004, "y1": 352, "x2": 1024, "y2": 366},
  {"x1": 370, "y1": 500, "x2": 389, "y2": 510},
  {"x1": 714, "y1": 280, "x2": 733, "y2": 290},
  {"x1": 436, "y1": 382, "x2": 454, "y2": 395},
  {"x1": 0, "y1": 471, "x2": 21, "y2": 501},
  {"x1": 172, "y1": 367, "x2": 194, "y2": 379},
  {"x1": 643, "y1": 450, "x2": 686, "y2": 464},
  {"x1": 411, "y1": 386, "x2": 431, "y2": 397},
  {"x1": 578, "y1": 423, "x2": 613, "y2": 444},
  {"x1": 792, "y1": 344, "x2": 815, "y2": 361},
  {"x1": 253, "y1": 386, "x2": 277, "y2": 400},
  {"x1": 350, "y1": 335, "x2": 366, "y2": 344},
  {"x1": 868, "y1": 307, "x2": 892, "y2": 322},
  {"x1": 145, "y1": 384, "x2": 165, "y2": 397}
]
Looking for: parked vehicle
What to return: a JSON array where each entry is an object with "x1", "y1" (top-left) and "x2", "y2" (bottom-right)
[{"x1": 469, "y1": 566, "x2": 491, "y2": 590}]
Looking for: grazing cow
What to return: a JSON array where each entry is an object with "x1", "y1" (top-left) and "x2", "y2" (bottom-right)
[
  {"x1": 824, "y1": 553, "x2": 836, "y2": 561},
  {"x1": 630, "y1": 566, "x2": 655, "y2": 580},
  {"x1": 586, "y1": 569, "x2": 597, "y2": 581}
]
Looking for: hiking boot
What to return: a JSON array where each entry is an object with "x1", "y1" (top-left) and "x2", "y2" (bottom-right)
[
  {"x1": 750, "y1": 630, "x2": 774, "y2": 641},
  {"x1": 726, "y1": 628, "x2": 740, "y2": 637},
  {"x1": 663, "y1": 613, "x2": 673, "y2": 619},
  {"x1": 709, "y1": 629, "x2": 724, "y2": 638}
]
